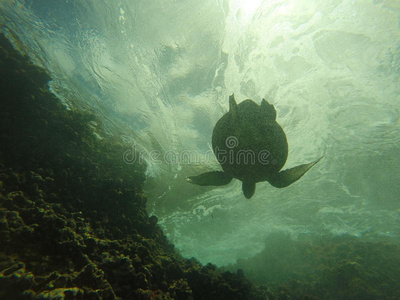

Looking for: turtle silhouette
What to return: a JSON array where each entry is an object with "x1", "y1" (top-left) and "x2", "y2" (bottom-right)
[{"x1": 186, "y1": 94, "x2": 322, "y2": 199}]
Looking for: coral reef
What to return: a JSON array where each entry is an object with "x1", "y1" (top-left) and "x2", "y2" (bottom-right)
[
  {"x1": 0, "y1": 33, "x2": 265, "y2": 300},
  {"x1": 221, "y1": 233, "x2": 400, "y2": 300}
]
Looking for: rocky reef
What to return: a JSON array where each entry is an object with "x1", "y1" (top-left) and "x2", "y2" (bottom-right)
[
  {"x1": 221, "y1": 232, "x2": 400, "y2": 300},
  {"x1": 0, "y1": 33, "x2": 266, "y2": 300},
  {"x1": 3, "y1": 30, "x2": 399, "y2": 300}
]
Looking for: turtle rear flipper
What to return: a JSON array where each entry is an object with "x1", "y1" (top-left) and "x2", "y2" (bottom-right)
[
  {"x1": 242, "y1": 181, "x2": 256, "y2": 199},
  {"x1": 268, "y1": 157, "x2": 322, "y2": 188},
  {"x1": 186, "y1": 171, "x2": 233, "y2": 186}
]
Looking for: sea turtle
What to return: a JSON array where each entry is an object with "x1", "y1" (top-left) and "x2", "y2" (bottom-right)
[{"x1": 186, "y1": 94, "x2": 322, "y2": 199}]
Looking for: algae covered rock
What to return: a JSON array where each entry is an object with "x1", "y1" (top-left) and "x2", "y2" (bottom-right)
[{"x1": 0, "y1": 33, "x2": 263, "y2": 299}]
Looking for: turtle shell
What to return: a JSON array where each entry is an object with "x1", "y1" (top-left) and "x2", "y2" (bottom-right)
[{"x1": 211, "y1": 98, "x2": 288, "y2": 183}]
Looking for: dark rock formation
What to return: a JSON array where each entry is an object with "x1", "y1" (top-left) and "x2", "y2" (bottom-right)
[
  {"x1": 221, "y1": 232, "x2": 400, "y2": 300},
  {"x1": 0, "y1": 33, "x2": 265, "y2": 300}
]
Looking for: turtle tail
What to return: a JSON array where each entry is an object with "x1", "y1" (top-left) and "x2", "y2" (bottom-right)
[{"x1": 242, "y1": 181, "x2": 256, "y2": 199}]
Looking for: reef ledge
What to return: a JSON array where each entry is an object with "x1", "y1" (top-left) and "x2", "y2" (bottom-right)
[{"x1": 0, "y1": 33, "x2": 266, "y2": 300}]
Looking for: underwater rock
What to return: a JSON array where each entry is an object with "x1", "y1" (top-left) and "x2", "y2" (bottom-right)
[
  {"x1": 0, "y1": 262, "x2": 35, "y2": 299},
  {"x1": 221, "y1": 233, "x2": 400, "y2": 299},
  {"x1": 0, "y1": 33, "x2": 264, "y2": 299},
  {"x1": 33, "y1": 288, "x2": 84, "y2": 300}
]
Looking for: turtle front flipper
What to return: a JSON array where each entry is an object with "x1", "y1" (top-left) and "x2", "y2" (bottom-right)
[
  {"x1": 268, "y1": 157, "x2": 323, "y2": 188},
  {"x1": 186, "y1": 171, "x2": 233, "y2": 186},
  {"x1": 242, "y1": 181, "x2": 256, "y2": 199}
]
